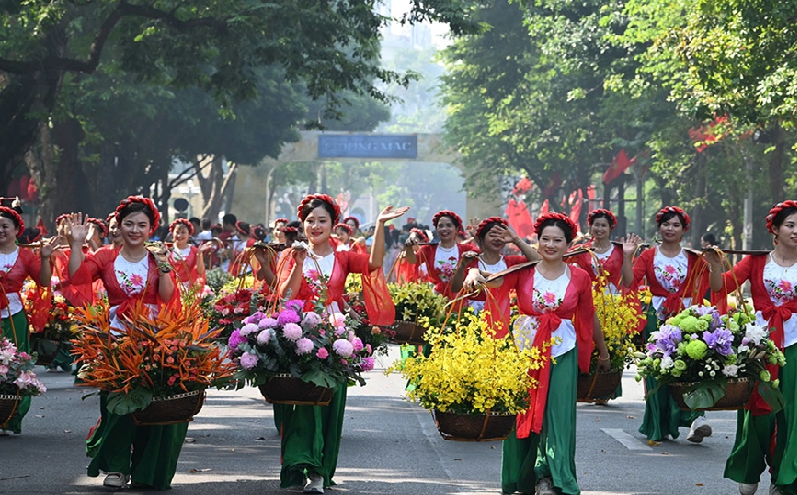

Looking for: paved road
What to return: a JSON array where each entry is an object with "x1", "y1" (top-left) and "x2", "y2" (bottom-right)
[{"x1": 0, "y1": 347, "x2": 768, "y2": 494}]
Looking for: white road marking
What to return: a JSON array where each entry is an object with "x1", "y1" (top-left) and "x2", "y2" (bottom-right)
[{"x1": 601, "y1": 428, "x2": 653, "y2": 451}]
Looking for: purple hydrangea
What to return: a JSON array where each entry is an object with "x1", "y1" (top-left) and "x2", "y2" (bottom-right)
[
  {"x1": 703, "y1": 328, "x2": 734, "y2": 356},
  {"x1": 295, "y1": 338, "x2": 314, "y2": 355},
  {"x1": 360, "y1": 357, "x2": 374, "y2": 372},
  {"x1": 228, "y1": 329, "x2": 246, "y2": 349},
  {"x1": 693, "y1": 306, "x2": 715, "y2": 316},
  {"x1": 285, "y1": 300, "x2": 304, "y2": 313},
  {"x1": 651, "y1": 325, "x2": 682, "y2": 357},
  {"x1": 243, "y1": 312, "x2": 265, "y2": 325}
]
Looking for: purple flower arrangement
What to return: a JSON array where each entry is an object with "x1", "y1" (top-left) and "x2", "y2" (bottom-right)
[
  {"x1": 227, "y1": 300, "x2": 377, "y2": 389},
  {"x1": 634, "y1": 305, "x2": 785, "y2": 408}
]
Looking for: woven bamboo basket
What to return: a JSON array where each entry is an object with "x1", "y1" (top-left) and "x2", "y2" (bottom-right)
[
  {"x1": 131, "y1": 389, "x2": 205, "y2": 426},
  {"x1": 0, "y1": 394, "x2": 20, "y2": 428},
  {"x1": 432, "y1": 409, "x2": 516, "y2": 441},
  {"x1": 258, "y1": 375, "x2": 335, "y2": 406},
  {"x1": 29, "y1": 335, "x2": 61, "y2": 367},
  {"x1": 390, "y1": 320, "x2": 428, "y2": 346},
  {"x1": 669, "y1": 377, "x2": 754, "y2": 411},
  {"x1": 576, "y1": 368, "x2": 623, "y2": 403}
]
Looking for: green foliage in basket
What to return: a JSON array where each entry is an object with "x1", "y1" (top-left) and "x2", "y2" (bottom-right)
[
  {"x1": 205, "y1": 268, "x2": 234, "y2": 293},
  {"x1": 388, "y1": 282, "x2": 448, "y2": 326}
]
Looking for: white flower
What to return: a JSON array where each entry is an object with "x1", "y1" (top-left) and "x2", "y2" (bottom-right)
[
  {"x1": 256, "y1": 330, "x2": 271, "y2": 345},
  {"x1": 738, "y1": 344, "x2": 749, "y2": 354},
  {"x1": 744, "y1": 324, "x2": 767, "y2": 346},
  {"x1": 240, "y1": 323, "x2": 259, "y2": 336},
  {"x1": 660, "y1": 356, "x2": 674, "y2": 370},
  {"x1": 328, "y1": 312, "x2": 347, "y2": 328},
  {"x1": 722, "y1": 364, "x2": 739, "y2": 377}
]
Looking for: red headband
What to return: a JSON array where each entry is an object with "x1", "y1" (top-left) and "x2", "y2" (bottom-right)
[
  {"x1": 534, "y1": 212, "x2": 578, "y2": 238},
  {"x1": 55, "y1": 214, "x2": 70, "y2": 226},
  {"x1": 475, "y1": 217, "x2": 508, "y2": 238},
  {"x1": 656, "y1": 206, "x2": 690, "y2": 231},
  {"x1": 114, "y1": 196, "x2": 161, "y2": 236},
  {"x1": 0, "y1": 207, "x2": 24, "y2": 234},
  {"x1": 282, "y1": 226, "x2": 299, "y2": 233},
  {"x1": 87, "y1": 218, "x2": 109, "y2": 238},
  {"x1": 335, "y1": 223, "x2": 353, "y2": 236},
  {"x1": 410, "y1": 228, "x2": 429, "y2": 243},
  {"x1": 342, "y1": 216, "x2": 360, "y2": 229},
  {"x1": 588, "y1": 209, "x2": 617, "y2": 228},
  {"x1": 273, "y1": 218, "x2": 289, "y2": 226},
  {"x1": 766, "y1": 200, "x2": 797, "y2": 234},
  {"x1": 170, "y1": 218, "x2": 194, "y2": 236},
  {"x1": 234, "y1": 221, "x2": 250, "y2": 236},
  {"x1": 298, "y1": 194, "x2": 341, "y2": 223},
  {"x1": 432, "y1": 210, "x2": 463, "y2": 229}
]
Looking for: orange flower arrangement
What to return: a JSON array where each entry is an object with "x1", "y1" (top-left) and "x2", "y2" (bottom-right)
[{"x1": 71, "y1": 301, "x2": 236, "y2": 415}]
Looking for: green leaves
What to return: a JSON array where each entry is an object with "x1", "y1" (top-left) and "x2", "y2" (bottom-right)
[{"x1": 107, "y1": 388, "x2": 154, "y2": 416}]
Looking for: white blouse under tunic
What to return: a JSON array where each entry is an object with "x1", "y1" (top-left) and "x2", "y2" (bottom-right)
[
  {"x1": 512, "y1": 269, "x2": 577, "y2": 359},
  {"x1": 469, "y1": 255, "x2": 508, "y2": 313},
  {"x1": 651, "y1": 247, "x2": 691, "y2": 320},
  {"x1": 0, "y1": 249, "x2": 22, "y2": 318},
  {"x1": 757, "y1": 256, "x2": 797, "y2": 348},
  {"x1": 592, "y1": 245, "x2": 619, "y2": 295},
  {"x1": 110, "y1": 255, "x2": 153, "y2": 331},
  {"x1": 303, "y1": 250, "x2": 340, "y2": 313}
]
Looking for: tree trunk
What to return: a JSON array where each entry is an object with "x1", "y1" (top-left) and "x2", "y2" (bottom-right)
[{"x1": 769, "y1": 121, "x2": 784, "y2": 204}]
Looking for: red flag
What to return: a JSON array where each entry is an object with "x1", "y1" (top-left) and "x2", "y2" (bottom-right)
[
  {"x1": 505, "y1": 199, "x2": 535, "y2": 239},
  {"x1": 540, "y1": 199, "x2": 550, "y2": 215},
  {"x1": 569, "y1": 189, "x2": 583, "y2": 232},
  {"x1": 36, "y1": 218, "x2": 48, "y2": 236},
  {"x1": 512, "y1": 177, "x2": 533, "y2": 195},
  {"x1": 602, "y1": 149, "x2": 632, "y2": 184}
]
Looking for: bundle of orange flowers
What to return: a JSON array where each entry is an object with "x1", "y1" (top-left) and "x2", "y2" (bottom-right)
[{"x1": 71, "y1": 301, "x2": 236, "y2": 416}]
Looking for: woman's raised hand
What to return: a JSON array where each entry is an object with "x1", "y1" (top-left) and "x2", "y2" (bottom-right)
[
  {"x1": 376, "y1": 205, "x2": 410, "y2": 224},
  {"x1": 621, "y1": 233, "x2": 643, "y2": 257},
  {"x1": 66, "y1": 213, "x2": 89, "y2": 245},
  {"x1": 39, "y1": 236, "x2": 61, "y2": 258}
]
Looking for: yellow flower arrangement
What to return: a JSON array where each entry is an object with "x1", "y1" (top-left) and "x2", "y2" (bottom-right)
[
  {"x1": 592, "y1": 287, "x2": 645, "y2": 371},
  {"x1": 389, "y1": 282, "x2": 449, "y2": 326},
  {"x1": 387, "y1": 311, "x2": 551, "y2": 415}
]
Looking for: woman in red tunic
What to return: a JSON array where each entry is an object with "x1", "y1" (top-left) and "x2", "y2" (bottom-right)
[
  {"x1": 393, "y1": 228, "x2": 430, "y2": 284},
  {"x1": 404, "y1": 210, "x2": 477, "y2": 300},
  {"x1": 627, "y1": 206, "x2": 712, "y2": 443},
  {"x1": 67, "y1": 198, "x2": 183, "y2": 490},
  {"x1": 464, "y1": 212, "x2": 609, "y2": 495},
  {"x1": 334, "y1": 223, "x2": 366, "y2": 254},
  {"x1": 167, "y1": 218, "x2": 208, "y2": 290},
  {"x1": 706, "y1": 201, "x2": 797, "y2": 495},
  {"x1": 0, "y1": 206, "x2": 57, "y2": 433},
  {"x1": 276, "y1": 194, "x2": 406, "y2": 494}
]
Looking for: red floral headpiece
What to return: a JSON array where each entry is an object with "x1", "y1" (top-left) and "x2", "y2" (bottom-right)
[
  {"x1": 334, "y1": 223, "x2": 353, "y2": 236},
  {"x1": 432, "y1": 210, "x2": 463, "y2": 229},
  {"x1": 114, "y1": 196, "x2": 161, "y2": 236},
  {"x1": 410, "y1": 228, "x2": 429, "y2": 243},
  {"x1": 55, "y1": 214, "x2": 70, "y2": 226},
  {"x1": 656, "y1": 206, "x2": 690, "y2": 231},
  {"x1": 0, "y1": 206, "x2": 24, "y2": 233},
  {"x1": 297, "y1": 194, "x2": 341, "y2": 223},
  {"x1": 766, "y1": 200, "x2": 797, "y2": 234},
  {"x1": 87, "y1": 217, "x2": 109, "y2": 238},
  {"x1": 534, "y1": 212, "x2": 578, "y2": 238},
  {"x1": 234, "y1": 221, "x2": 250, "y2": 236},
  {"x1": 475, "y1": 217, "x2": 508, "y2": 238},
  {"x1": 342, "y1": 216, "x2": 360, "y2": 229},
  {"x1": 169, "y1": 218, "x2": 194, "y2": 236},
  {"x1": 273, "y1": 218, "x2": 289, "y2": 226},
  {"x1": 282, "y1": 226, "x2": 299, "y2": 233},
  {"x1": 588, "y1": 209, "x2": 618, "y2": 228}
]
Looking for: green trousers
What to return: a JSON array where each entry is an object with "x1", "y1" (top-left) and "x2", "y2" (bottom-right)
[
  {"x1": 502, "y1": 348, "x2": 580, "y2": 495},
  {"x1": 280, "y1": 385, "x2": 347, "y2": 489},
  {"x1": 725, "y1": 344, "x2": 797, "y2": 494},
  {"x1": 638, "y1": 308, "x2": 701, "y2": 440},
  {"x1": 2, "y1": 311, "x2": 32, "y2": 434},
  {"x1": 87, "y1": 394, "x2": 189, "y2": 490}
]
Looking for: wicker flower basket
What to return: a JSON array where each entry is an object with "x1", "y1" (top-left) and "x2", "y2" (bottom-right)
[
  {"x1": 390, "y1": 320, "x2": 428, "y2": 346},
  {"x1": 258, "y1": 375, "x2": 335, "y2": 406},
  {"x1": 29, "y1": 335, "x2": 61, "y2": 367},
  {"x1": 432, "y1": 409, "x2": 516, "y2": 442},
  {"x1": 0, "y1": 394, "x2": 20, "y2": 428},
  {"x1": 131, "y1": 389, "x2": 206, "y2": 426},
  {"x1": 577, "y1": 368, "x2": 623, "y2": 403},
  {"x1": 669, "y1": 377, "x2": 754, "y2": 411}
]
